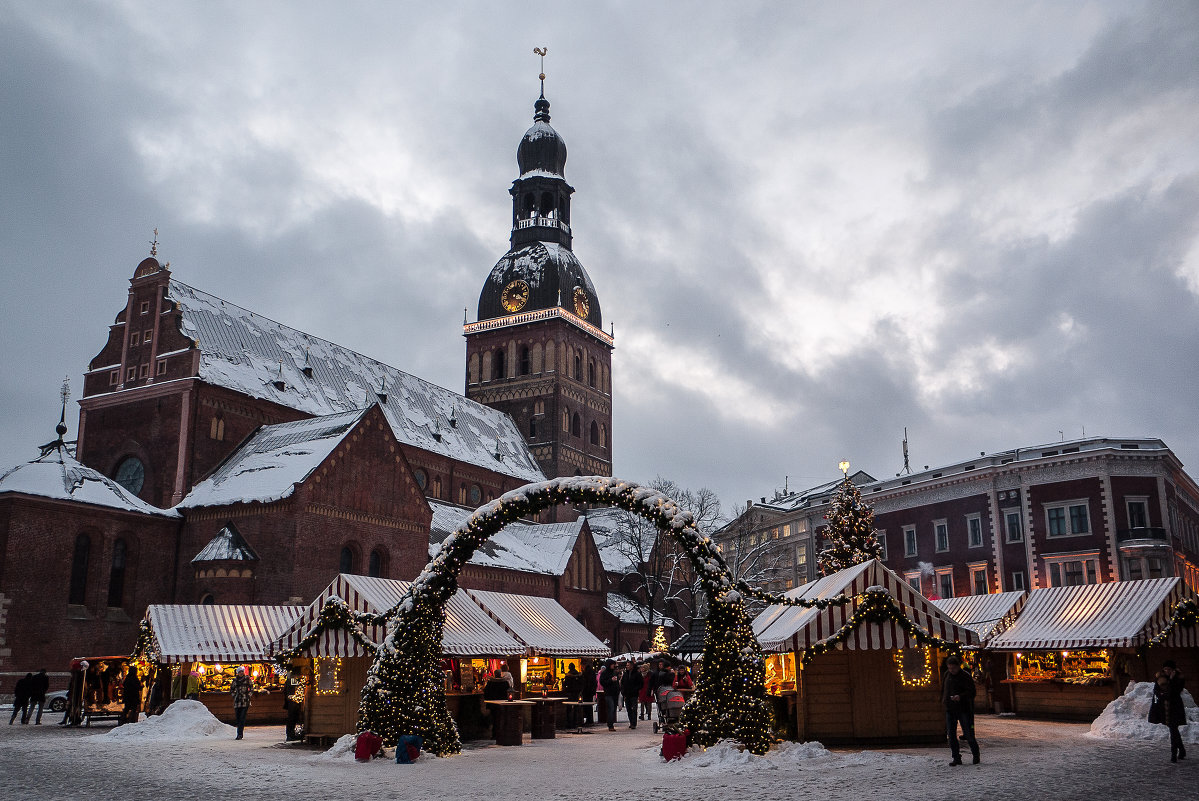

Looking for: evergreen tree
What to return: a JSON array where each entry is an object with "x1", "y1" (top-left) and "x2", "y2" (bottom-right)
[{"x1": 817, "y1": 474, "x2": 882, "y2": 575}]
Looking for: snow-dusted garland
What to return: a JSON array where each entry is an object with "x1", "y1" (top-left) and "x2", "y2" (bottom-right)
[
  {"x1": 798, "y1": 587, "x2": 964, "y2": 665},
  {"x1": 354, "y1": 476, "x2": 845, "y2": 756},
  {"x1": 1143, "y1": 598, "x2": 1199, "y2": 649},
  {"x1": 271, "y1": 596, "x2": 382, "y2": 664}
]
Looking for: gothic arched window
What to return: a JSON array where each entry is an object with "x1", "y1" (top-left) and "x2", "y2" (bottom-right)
[
  {"x1": 107, "y1": 538, "x2": 127, "y2": 608},
  {"x1": 519, "y1": 346, "x2": 531, "y2": 375},
  {"x1": 69, "y1": 533, "x2": 90, "y2": 605},
  {"x1": 368, "y1": 549, "x2": 385, "y2": 578},
  {"x1": 339, "y1": 546, "x2": 355, "y2": 574},
  {"x1": 562, "y1": 408, "x2": 570, "y2": 432},
  {"x1": 572, "y1": 413, "x2": 581, "y2": 437},
  {"x1": 590, "y1": 421, "x2": 600, "y2": 445},
  {"x1": 574, "y1": 350, "x2": 582, "y2": 380},
  {"x1": 494, "y1": 349, "x2": 506, "y2": 380},
  {"x1": 588, "y1": 360, "x2": 596, "y2": 388}
]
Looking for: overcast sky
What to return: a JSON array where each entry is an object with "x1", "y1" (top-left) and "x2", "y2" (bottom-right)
[{"x1": 3, "y1": 1, "x2": 1198, "y2": 515}]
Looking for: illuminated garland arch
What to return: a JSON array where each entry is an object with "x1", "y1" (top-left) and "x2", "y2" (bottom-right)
[{"x1": 354, "y1": 476, "x2": 854, "y2": 756}]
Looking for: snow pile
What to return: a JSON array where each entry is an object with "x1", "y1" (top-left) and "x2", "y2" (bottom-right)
[
  {"x1": 661, "y1": 739, "x2": 833, "y2": 772},
  {"x1": 322, "y1": 734, "x2": 360, "y2": 760},
  {"x1": 771, "y1": 741, "x2": 833, "y2": 762},
  {"x1": 98, "y1": 700, "x2": 234, "y2": 741},
  {"x1": 1087, "y1": 681, "x2": 1199, "y2": 744}
]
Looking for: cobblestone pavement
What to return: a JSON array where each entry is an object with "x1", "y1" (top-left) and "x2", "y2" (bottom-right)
[{"x1": 0, "y1": 714, "x2": 1193, "y2": 801}]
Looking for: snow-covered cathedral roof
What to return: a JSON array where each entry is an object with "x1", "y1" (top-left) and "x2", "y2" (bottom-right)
[
  {"x1": 428, "y1": 499, "x2": 583, "y2": 576},
  {"x1": 177, "y1": 409, "x2": 369, "y2": 509},
  {"x1": 583, "y1": 507, "x2": 642, "y2": 574},
  {"x1": 0, "y1": 445, "x2": 178, "y2": 517},
  {"x1": 167, "y1": 280, "x2": 545, "y2": 484}
]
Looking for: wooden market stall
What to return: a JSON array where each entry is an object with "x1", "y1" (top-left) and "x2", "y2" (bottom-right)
[
  {"x1": 269, "y1": 574, "x2": 530, "y2": 742},
  {"x1": 987, "y1": 577, "x2": 1199, "y2": 721},
  {"x1": 140, "y1": 604, "x2": 303, "y2": 724},
  {"x1": 932, "y1": 591, "x2": 1027, "y2": 712},
  {"x1": 753, "y1": 559, "x2": 980, "y2": 745}
]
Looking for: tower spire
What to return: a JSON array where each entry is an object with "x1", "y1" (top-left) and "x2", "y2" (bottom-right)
[
  {"x1": 534, "y1": 46, "x2": 547, "y2": 97},
  {"x1": 40, "y1": 377, "x2": 70, "y2": 455}
]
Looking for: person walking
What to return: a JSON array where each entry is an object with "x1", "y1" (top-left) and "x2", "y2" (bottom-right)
[
  {"x1": 27, "y1": 669, "x2": 49, "y2": 724},
  {"x1": 638, "y1": 663, "x2": 653, "y2": 721},
  {"x1": 599, "y1": 660, "x2": 620, "y2": 731},
  {"x1": 673, "y1": 665, "x2": 694, "y2": 690},
  {"x1": 579, "y1": 660, "x2": 596, "y2": 725},
  {"x1": 121, "y1": 664, "x2": 142, "y2": 725},
  {"x1": 9, "y1": 674, "x2": 32, "y2": 725},
  {"x1": 1151, "y1": 660, "x2": 1187, "y2": 762},
  {"x1": 621, "y1": 661, "x2": 644, "y2": 729},
  {"x1": 942, "y1": 655, "x2": 979, "y2": 766},
  {"x1": 231, "y1": 665, "x2": 252, "y2": 739}
]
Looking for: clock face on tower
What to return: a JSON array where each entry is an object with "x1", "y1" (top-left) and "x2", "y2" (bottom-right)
[
  {"x1": 572, "y1": 287, "x2": 590, "y2": 319},
  {"x1": 501, "y1": 279, "x2": 530, "y2": 313}
]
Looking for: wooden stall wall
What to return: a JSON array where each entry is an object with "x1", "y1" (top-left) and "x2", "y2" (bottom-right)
[
  {"x1": 797, "y1": 648, "x2": 945, "y2": 744},
  {"x1": 304, "y1": 657, "x2": 369, "y2": 742}
]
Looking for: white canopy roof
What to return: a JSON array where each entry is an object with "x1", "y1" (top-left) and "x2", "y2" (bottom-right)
[
  {"x1": 753, "y1": 560, "x2": 979, "y2": 653},
  {"x1": 987, "y1": 577, "x2": 1197, "y2": 651},
  {"x1": 144, "y1": 604, "x2": 302, "y2": 663},
  {"x1": 933, "y1": 591, "x2": 1027, "y2": 643},
  {"x1": 466, "y1": 588, "x2": 611, "y2": 657},
  {"x1": 270, "y1": 574, "x2": 526, "y2": 658}
]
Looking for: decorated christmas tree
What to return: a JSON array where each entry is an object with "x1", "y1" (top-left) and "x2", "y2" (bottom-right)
[{"x1": 817, "y1": 464, "x2": 882, "y2": 575}]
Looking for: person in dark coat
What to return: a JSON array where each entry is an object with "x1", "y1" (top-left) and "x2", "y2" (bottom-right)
[
  {"x1": 579, "y1": 661, "x2": 596, "y2": 725},
  {"x1": 27, "y1": 669, "x2": 49, "y2": 724},
  {"x1": 1153, "y1": 660, "x2": 1187, "y2": 762},
  {"x1": 230, "y1": 666, "x2": 251, "y2": 739},
  {"x1": 283, "y1": 670, "x2": 304, "y2": 741},
  {"x1": 942, "y1": 654, "x2": 979, "y2": 765},
  {"x1": 599, "y1": 660, "x2": 621, "y2": 731},
  {"x1": 9, "y1": 674, "x2": 32, "y2": 725},
  {"x1": 59, "y1": 659, "x2": 87, "y2": 726},
  {"x1": 121, "y1": 664, "x2": 142, "y2": 726},
  {"x1": 562, "y1": 664, "x2": 583, "y2": 727},
  {"x1": 482, "y1": 670, "x2": 510, "y2": 701},
  {"x1": 620, "y1": 661, "x2": 644, "y2": 729}
]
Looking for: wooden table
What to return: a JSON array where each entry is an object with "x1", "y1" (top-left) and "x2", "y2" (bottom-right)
[
  {"x1": 529, "y1": 697, "x2": 564, "y2": 739},
  {"x1": 560, "y1": 701, "x2": 592, "y2": 733},
  {"x1": 484, "y1": 700, "x2": 534, "y2": 746}
]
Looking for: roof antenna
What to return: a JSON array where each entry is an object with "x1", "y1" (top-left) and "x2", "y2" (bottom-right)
[
  {"x1": 40, "y1": 377, "x2": 70, "y2": 455},
  {"x1": 150, "y1": 228, "x2": 159, "y2": 257},
  {"x1": 899, "y1": 427, "x2": 911, "y2": 475}
]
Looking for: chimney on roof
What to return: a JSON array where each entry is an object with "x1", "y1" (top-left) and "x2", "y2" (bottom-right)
[
  {"x1": 760, "y1": 497, "x2": 766, "y2": 504},
  {"x1": 302, "y1": 348, "x2": 313, "y2": 379},
  {"x1": 376, "y1": 377, "x2": 388, "y2": 405},
  {"x1": 746, "y1": 499, "x2": 753, "y2": 508}
]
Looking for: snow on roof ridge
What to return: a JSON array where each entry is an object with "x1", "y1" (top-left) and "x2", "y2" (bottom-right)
[{"x1": 166, "y1": 279, "x2": 545, "y2": 484}]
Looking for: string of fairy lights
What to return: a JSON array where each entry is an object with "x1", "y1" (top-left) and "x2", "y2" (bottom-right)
[
  {"x1": 1143, "y1": 597, "x2": 1199, "y2": 648},
  {"x1": 797, "y1": 588, "x2": 964, "y2": 665}
]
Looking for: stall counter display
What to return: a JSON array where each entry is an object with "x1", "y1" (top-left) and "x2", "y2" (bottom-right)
[
  {"x1": 764, "y1": 653, "x2": 797, "y2": 695},
  {"x1": 1009, "y1": 649, "x2": 1113, "y2": 686},
  {"x1": 1001, "y1": 649, "x2": 1117, "y2": 720}
]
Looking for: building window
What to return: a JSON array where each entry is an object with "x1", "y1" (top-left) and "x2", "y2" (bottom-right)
[
  {"x1": 200, "y1": 593, "x2": 215, "y2": 605},
  {"x1": 107, "y1": 539, "x2": 127, "y2": 608},
  {"x1": 209, "y1": 415, "x2": 225, "y2": 441},
  {"x1": 339, "y1": 546, "x2": 355, "y2": 574},
  {"x1": 139, "y1": 300, "x2": 150, "y2": 314},
  {"x1": 574, "y1": 350, "x2": 583, "y2": 380},
  {"x1": 588, "y1": 360, "x2": 596, "y2": 388},
  {"x1": 156, "y1": 360, "x2": 167, "y2": 375},
  {"x1": 431, "y1": 476, "x2": 442, "y2": 498},
  {"x1": 571, "y1": 413, "x2": 581, "y2": 437},
  {"x1": 493, "y1": 349, "x2": 506, "y2": 380},
  {"x1": 1046, "y1": 501, "x2": 1090, "y2": 537},
  {"x1": 562, "y1": 409, "x2": 570, "y2": 432},
  {"x1": 904, "y1": 571, "x2": 921, "y2": 592},
  {"x1": 1010, "y1": 571, "x2": 1026, "y2": 591},
  {"x1": 127, "y1": 367, "x2": 137, "y2": 381},
  {"x1": 1003, "y1": 509, "x2": 1023, "y2": 543},
  {"x1": 795, "y1": 542, "x2": 809, "y2": 581},
  {"x1": 519, "y1": 346, "x2": 530, "y2": 376},
  {"x1": 966, "y1": 514, "x2": 984, "y2": 548},
  {"x1": 529, "y1": 418, "x2": 537, "y2": 438},
  {"x1": 144, "y1": 330, "x2": 153, "y2": 343},
  {"x1": 590, "y1": 420, "x2": 600, "y2": 445},
  {"x1": 936, "y1": 568, "x2": 954, "y2": 599},
  {"x1": 138, "y1": 363, "x2": 149, "y2": 378},
  {"x1": 903, "y1": 525, "x2": 917, "y2": 557},
  {"x1": 874, "y1": 530, "x2": 887, "y2": 561},
  {"x1": 130, "y1": 332, "x2": 140, "y2": 347},
  {"x1": 69, "y1": 533, "x2": 91, "y2": 605},
  {"x1": 109, "y1": 370, "x2": 119, "y2": 385},
  {"x1": 113, "y1": 456, "x2": 145, "y2": 495},
  {"x1": 368, "y1": 549, "x2": 384, "y2": 578},
  {"x1": 1126, "y1": 497, "x2": 1149, "y2": 530},
  {"x1": 970, "y1": 565, "x2": 988, "y2": 595},
  {"x1": 599, "y1": 423, "x2": 607, "y2": 448},
  {"x1": 782, "y1": 524, "x2": 792, "y2": 537},
  {"x1": 533, "y1": 400, "x2": 545, "y2": 415},
  {"x1": 934, "y1": 520, "x2": 949, "y2": 553},
  {"x1": 413, "y1": 469, "x2": 427, "y2": 490},
  {"x1": 469, "y1": 484, "x2": 482, "y2": 505},
  {"x1": 1045, "y1": 554, "x2": 1100, "y2": 587}
]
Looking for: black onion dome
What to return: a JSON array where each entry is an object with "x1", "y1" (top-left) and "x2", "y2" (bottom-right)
[
  {"x1": 516, "y1": 95, "x2": 568, "y2": 176},
  {"x1": 478, "y1": 241, "x2": 601, "y2": 327}
]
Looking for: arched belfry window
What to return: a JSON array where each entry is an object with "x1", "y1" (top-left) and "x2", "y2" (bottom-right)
[
  {"x1": 572, "y1": 413, "x2": 582, "y2": 437},
  {"x1": 574, "y1": 350, "x2": 582, "y2": 380},
  {"x1": 519, "y1": 346, "x2": 530, "y2": 375},
  {"x1": 368, "y1": 549, "x2": 384, "y2": 578},
  {"x1": 562, "y1": 408, "x2": 570, "y2": 432},
  {"x1": 494, "y1": 349, "x2": 507, "y2": 380},
  {"x1": 107, "y1": 539, "x2": 127, "y2": 608},
  {"x1": 588, "y1": 360, "x2": 596, "y2": 388},
  {"x1": 590, "y1": 421, "x2": 600, "y2": 445},
  {"x1": 69, "y1": 533, "x2": 90, "y2": 605}
]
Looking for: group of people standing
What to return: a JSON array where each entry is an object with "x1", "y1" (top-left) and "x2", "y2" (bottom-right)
[
  {"x1": 7, "y1": 669, "x2": 50, "y2": 725},
  {"x1": 597, "y1": 658, "x2": 692, "y2": 731}
]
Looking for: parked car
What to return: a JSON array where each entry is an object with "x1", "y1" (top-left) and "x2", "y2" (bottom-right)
[{"x1": 47, "y1": 690, "x2": 68, "y2": 713}]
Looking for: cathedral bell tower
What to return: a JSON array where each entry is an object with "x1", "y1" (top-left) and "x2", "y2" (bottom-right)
[{"x1": 464, "y1": 78, "x2": 613, "y2": 483}]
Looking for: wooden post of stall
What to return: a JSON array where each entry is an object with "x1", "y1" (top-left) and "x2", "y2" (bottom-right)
[{"x1": 795, "y1": 651, "x2": 806, "y2": 743}]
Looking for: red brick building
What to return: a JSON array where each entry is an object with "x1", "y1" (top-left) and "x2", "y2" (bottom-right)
[{"x1": 718, "y1": 438, "x2": 1199, "y2": 599}]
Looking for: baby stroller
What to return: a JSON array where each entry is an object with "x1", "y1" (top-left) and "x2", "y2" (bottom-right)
[{"x1": 652, "y1": 686, "x2": 686, "y2": 734}]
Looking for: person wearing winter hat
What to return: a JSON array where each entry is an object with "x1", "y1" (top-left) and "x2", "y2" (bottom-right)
[
  {"x1": 942, "y1": 655, "x2": 980, "y2": 766},
  {"x1": 1152, "y1": 660, "x2": 1187, "y2": 762},
  {"x1": 231, "y1": 665, "x2": 252, "y2": 740}
]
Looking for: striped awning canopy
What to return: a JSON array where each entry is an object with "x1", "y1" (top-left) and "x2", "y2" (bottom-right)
[
  {"x1": 933, "y1": 591, "x2": 1027, "y2": 644},
  {"x1": 270, "y1": 574, "x2": 527, "y2": 658},
  {"x1": 465, "y1": 588, "x2": 611, "y2": 658},
  {"x1": 144, "y1": 604, "x2": 303, "y2": 664},
  {"x1": 987, "y1": 577, "x2": 1198, "y2": 651},
  {"x1": 752, "y1": 560, "x2": 980, "y2": 654}
]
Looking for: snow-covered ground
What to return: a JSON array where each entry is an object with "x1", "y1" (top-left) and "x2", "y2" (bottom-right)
[{"x1": 1, "y1": 712, "x2": 1195, "y2": 800}]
